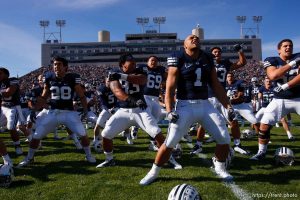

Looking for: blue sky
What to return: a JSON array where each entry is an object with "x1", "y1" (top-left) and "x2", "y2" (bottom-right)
[{"x1": 1, "y1": 0, "x2": 300, "y2": 77}]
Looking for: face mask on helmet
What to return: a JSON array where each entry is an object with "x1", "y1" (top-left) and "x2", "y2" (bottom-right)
[
  {"x1": 168, "y1": 183, "x2": 201, "y2": 200},
  {"x1": 274, "y1": 147, "x2": 295, "y2": 166},
  {"x1": 0, "y1": 164, "x2": 14, "y2": 188},
  {"x1": 241, "y1": 129, "x2": 255, "y2": 139}
]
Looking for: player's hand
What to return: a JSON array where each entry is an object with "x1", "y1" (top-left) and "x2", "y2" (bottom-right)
[
  {"x1": 227, "y1": 107, "x2": 237, "y2": 122},
  {"x1": 136, "y1": 99, "x2": 147, "y2": 110},
  {"x1": 29, "y1": 110, "x2": 37, "y2": 123},
  {"x1": 107, "y1": 72, "x2": 121, "y2": 81},
  {"x1": 167, "y1": 111, "x2": 179, "y2": 123},
  {"x1": 233, "y1": 44, "x2": 243, "y2": 52},
  {"x1": 80, "y1": 110, "x2": 88, "y2": 121},
  {"x1": 273, "y1": 83, "x2": 289, "y2": 93},
  {"x1": 288, "y1": 57, "x2": 300, "y2": 67}
]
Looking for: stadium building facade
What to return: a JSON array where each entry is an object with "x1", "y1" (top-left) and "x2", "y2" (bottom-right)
[{"x1": 41, "y1": 30, "x2": 262, "y2": 67}]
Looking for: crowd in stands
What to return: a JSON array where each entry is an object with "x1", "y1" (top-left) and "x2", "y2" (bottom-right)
[
  {"x1": 232, "y1": 60, "x2": 265, "y2": 84},
  {"x1": 18, "y1": 60, "x2": 265, "y2": 93},
  {"x1": 19, "y1": 64, "x2": 114, "y2": 93}
]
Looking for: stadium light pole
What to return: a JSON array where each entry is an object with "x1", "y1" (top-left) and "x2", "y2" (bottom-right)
[
  {"x1": 56, "y1": 19, "x2": 66, "y2": 43},
  {"x1": 153, "y1": 16, "x2": 166, "y2": 33},
  {"x1": 252, "y1": 16, "x2": 263, "y2": 38},
  {"x1": 236, "y1": 16, "x2": 246, "y2": 39},
  {"x1": 136, "y1": 17, "x2": 149, "y2": 33},
  {"x1": 39, "y1": 20, "x2": 50, "y2": 43}
]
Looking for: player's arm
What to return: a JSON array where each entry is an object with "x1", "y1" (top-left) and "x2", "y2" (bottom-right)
[
  {"x1": 34, "y1": 85, "x2": 50, "y2": 110},
  {"x1": 165, "y1": 67, "x2": 178, "y2": 113},
  {"x1": 1, "y1": 85, "x2": 17, "y2": 98},
  {"x1": 126, "y1": 74, "x2": 147, "y2": 85},
  {"x1": 266, "y1": 64, "x2": 292, "y2": 81},
  {"x1": 230, "y1": 51, "x2": 247, "y2": 70},
  {"x1": 109, "y1": 80, "x2": 129, "y2": 101},
  {"x1": 258, "y1": 92, "x2": 263, "y2": 108},
  {"x1": 74, "y1": 84, "x2": 88, "y2": 113},
  {"x1": 209, "y1": 67, "x2": 231, "y2": 109},
  {"x1": 284, "y1": 73, "x2": 300, "y2": 88}
]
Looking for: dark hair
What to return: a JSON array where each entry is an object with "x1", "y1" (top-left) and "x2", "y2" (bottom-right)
[
  {"x1": 147, "y1": 55, "x2": 159, "y2": 61},
  {"x1": 52, "y1": 56, "x2": 68, "y2": 66},
  {"x1": 119, "y1": 53, "x2": 135, "y2": 67},
  {"x1": 277, "y1": 39, "x2": 293, "y2": 49},
  {"x1": 0, "y1": 67, "x2": 10, "y2": 77},
  {"x1": 211, "y1": 46, "x2": 222, "y2": 53}
]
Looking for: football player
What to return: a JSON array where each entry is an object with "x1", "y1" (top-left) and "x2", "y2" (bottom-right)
[
  {"x1": 251, "y1": 39, "x2": 300, "y2": 160},
  {"x1": 0, "y1": 67, "x2": 27, "y2": 156},
  {"x1": 93, "y1": 78, "x2": 118, "y2": 153},
  {"x1": 17, "y1": 56, "x2": 96, "y2": 167},
  {"x1": 140, "y1": 35, "x2": 235, "y2": 185},
  {"x1": 256, "y1": 76, "x2": 294, "y2": 140},
  {"x1": 143, "y1": 55, "x2": 168, "y2": 151},
  {"x1": 191, "y1": 44, "x2": 247, "y2": 154},
  {"x1": 96, "y1": 53, "x2": 181, "y2": 169}
]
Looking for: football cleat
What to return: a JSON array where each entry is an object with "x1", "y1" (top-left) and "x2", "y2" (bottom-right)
[
  {"x1": 85, "y1": 155, "x2": 96, "y2": 163},
  {"x1": 96, "y1": 159, "x2": 116, "y2": 168},
  {"x1": 92, "y1": 140, "x2": 102, "y2": 153},
  {"x1": 139, "y1": 171, "x2": 158, "y2": 186},
  {"x1": 233, "y1": 144, "x2": 250, "y2": 155},
  {"x1": 250, "y1": 151, "x2": 266, "y2": 161},
  {"x1": 15, "y1": 146, "x2": 23, "y2": 156},
  {"x1": 16, "y1": 157, "x2": 34, "y2": 168},
  {"x1": 212, "y1": 158, "x2": 233, "y2": 181},
  {"x1": 190, "y1": 144, "x2": 203, "y2": 155},
  {"x1": 148, "y1": 141, "x2": 159, "y2": 151},
  {"x1": 288, "y1": 136, "x2": 296, "y2": 141},
  {"x1": 168, "y1": 156, "x2": 182, "y2": 170}
]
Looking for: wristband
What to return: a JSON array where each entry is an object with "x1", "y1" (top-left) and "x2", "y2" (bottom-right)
[
  {"x1": 281, "y1": 83, "x2": 289, "y2": 91},
  {"x1": 288, "y1": 60, "x2": 296, "y2": 67},
  {"x1": 120, "y1": 73, "x2": 128, "y2": 80}
]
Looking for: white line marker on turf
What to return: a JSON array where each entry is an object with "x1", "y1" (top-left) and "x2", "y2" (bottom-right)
[{"x1": 185, "y1": 142, "x2": 253, "y2": 200}]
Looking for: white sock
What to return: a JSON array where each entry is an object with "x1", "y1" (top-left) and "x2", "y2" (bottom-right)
[
  {"x1": 150, "y1": 163, "x2": 161, "y2": 175},
  {"x1": 2, "y1": 154, "x2": 12, "y2": 165},
  {"x1": 104, "y1": 151, "x2": 113, "y2": 160},
  {"x1": 286, "y1": 131, "x2": 293, "y2": 138},
  {"x1": 83, "y1": 146, "x2": 92, "y2": 157},
  {"x1": 258, "y1": 143, "x2": 267, "y2": 153},
  {"x1": 196, "y1": 141, "x2": 203, "y2": 146}
]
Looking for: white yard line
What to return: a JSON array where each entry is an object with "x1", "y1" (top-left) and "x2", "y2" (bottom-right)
[{"x1": 185, "y1": 142, "x2": 253, "y2": 200}]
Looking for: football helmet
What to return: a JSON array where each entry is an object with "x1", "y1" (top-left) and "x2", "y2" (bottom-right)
[
  {"x1": 241, "y1": 129, "x2": 255, "y2": 139},
  {"x1": 274, "y1": 147, "x2": 295, "y2": 166},
  {"x1": 251, "y1": 77, "x2": 258, "y2": 83},
  {"x1": 0, "y1": 164, "x2": 14, "y2": 188},
  {"x1": 168, "y1": 183, "x2": 201, "y2": 200}
]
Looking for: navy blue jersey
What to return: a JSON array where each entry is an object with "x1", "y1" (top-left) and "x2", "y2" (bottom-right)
[
  {"x1": 0, "y1": 77, "x2": 21, "y2": 106},
  {"x1": 20, "y1": 93, "x2": 29, "y2": 108},
  {"x1": 44, "y1": 72, "x2": 80, "y2": 110},
  {"x1": 263, "y1": 53, "x2": 300, "y2": 99},
  {"x1": 27, "y1": 86, "x2": 43, "y2": 104},
  {"x1": 143, "y1": 64, "x2": 166, "y2": 97},
  {"x1": 117, "y1": 65, "x2": 147, "y2": 108},
  {"x1": 251, "y1": 83, "x2": 261, "y2": 100},
  {"x1": 215, "y1": 59, "x2": 232, "y2": 88},
  {"x1": 241, "y1": 81, "x2": 252, "y2": 103},
  {"x1": 167, "y1": 50, "x2": 214, "y2": 100},
  {"x1": 97, "y1": 84, "x2": 117, "y2": 110},
  {"x1": 259, "y1": 86, "x2": 274, "y2": 107},
  {"x1": 225, "y1": 80, "x2": 244, "y2": 104}
]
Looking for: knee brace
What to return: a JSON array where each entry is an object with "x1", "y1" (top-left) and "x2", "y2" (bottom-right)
[{"x1": 258, "y1": 127, "x2": 271, "y2": 140}]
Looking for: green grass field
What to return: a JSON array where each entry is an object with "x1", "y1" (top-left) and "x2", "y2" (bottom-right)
[{"x1": 0, "y1": 115, "x2": 299, "y2": 200}]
